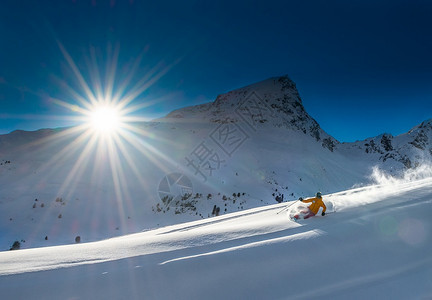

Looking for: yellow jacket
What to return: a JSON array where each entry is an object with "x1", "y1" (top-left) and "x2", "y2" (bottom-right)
[{"x1": 302, "y1": 197, "x2": 326, "y2": 214}]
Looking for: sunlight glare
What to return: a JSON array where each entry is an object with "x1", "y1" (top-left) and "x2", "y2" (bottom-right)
[{"x1": 90, "y1": 105, "x2": 121, "y2": 133}]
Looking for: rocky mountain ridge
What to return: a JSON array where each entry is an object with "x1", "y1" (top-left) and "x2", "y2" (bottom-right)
[
  {"x1": 339, "y1": 119, "x2": 432, "y2": 170},
  {"x1": 165, "y1": 76, "x2": 338, "y2": 151}
]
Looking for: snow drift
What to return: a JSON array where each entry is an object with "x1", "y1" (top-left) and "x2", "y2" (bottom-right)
[{"x1": 0, "y1": 176, "x2": 431, "y2": 299}]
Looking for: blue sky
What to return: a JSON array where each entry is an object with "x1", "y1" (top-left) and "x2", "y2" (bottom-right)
[{"x1": 0, "y1": 0, "x2": 431, "y2": 142}]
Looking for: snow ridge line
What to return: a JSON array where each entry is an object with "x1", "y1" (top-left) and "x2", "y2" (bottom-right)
[
  {"x1": 159, "y1": 229, "x2": 326, "y2": 265},
  {"x1": 157, "y1": 202, "x2": 285, "y2": 235}
]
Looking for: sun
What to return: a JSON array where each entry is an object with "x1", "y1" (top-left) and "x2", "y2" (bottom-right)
[{"x1": 89, "y1": 105, "x2": 121, "y2": 133}]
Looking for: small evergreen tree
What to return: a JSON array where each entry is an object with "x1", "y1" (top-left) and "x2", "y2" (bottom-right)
[{"x1": 10, "y1": 241, "x2": 20, "y2": 250}]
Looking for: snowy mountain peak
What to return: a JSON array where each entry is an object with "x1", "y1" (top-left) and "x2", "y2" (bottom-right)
[
  {"x1": 164, "y1": 76, "x2": 338, "y2": 150},
  {"x1": 405, "y1": 119, "x2": 432, "y2": 154},
  {"x1": 212, "y1": 75, "x2": 300, "y2": 108},
  {"x1": 165, "y1": 75, "x2": 301, "y2": 120},
  {"x1": 408, "y1": 118, "x2": 432, "y2": 133}
]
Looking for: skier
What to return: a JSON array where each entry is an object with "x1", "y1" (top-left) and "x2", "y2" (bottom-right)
[{"x1": 294, "y1": 192, "x2": 326, "y2": 220}]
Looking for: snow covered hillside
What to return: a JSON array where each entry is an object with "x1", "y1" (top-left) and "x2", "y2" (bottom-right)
[
  {"x1": 339, "y1": 119, "x2": 432, "y2": 173},
  {"x1": 0, "y1": 76, "x2": 431, "y2": 251},
  {"x1": 1, "y1": 176, "x2": 431, "y2": 299}
]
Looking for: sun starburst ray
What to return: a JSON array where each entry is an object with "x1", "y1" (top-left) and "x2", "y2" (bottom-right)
[
  {"x1": 105, "y1": 133, "x2": 131, "y2": 232},
  {"x1": 53, "y1": 77, "x2": 95, "y2": 111},
  {"x1": 17, "y1": 125, "x2": 89, "y2": 159},
  {"x1": 49, "y1": 98, "x2": 90, "y2": 116},
  {"x1": 116, "y1": 61, "x2": 175, "y2": 111},
  {"x1": 110, "y1": 50, "x2": 145, "y2": 104},
  {"x1": 104, "y1": 44, "x2": 120, "y2": 105},
  {"x1": 119, "y1": 94, "x2": 173, "y2": 116},
  {"x1": 87, "y1": 47, "x2": 105, "y2": 104},
  {"x1": 111, "y1": 132, "x2": 152, "y2": 193},
  {"x1": 56, "y1": 133, "x2": 100, "y2": 197},
  {"x1": 117, "y1": 127, "x2": 177, "y2": 175},
  {"x1": 30, "y1": 42, "x2": 184, "y2": 241},
  {"x1": 58, "y1": 41, "x2": 98, "y2": 105}
]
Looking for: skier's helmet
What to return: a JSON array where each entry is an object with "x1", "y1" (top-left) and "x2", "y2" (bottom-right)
[{"x1": 316, "y1": 192, "x2": 322, "y2": 198}]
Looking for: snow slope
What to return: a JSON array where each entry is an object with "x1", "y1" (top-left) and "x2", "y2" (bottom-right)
[
  {"x1": 0, "y1": 76, "x2": 431, "y2": 251},
  {"x1": 1, "y1": 174, "x2": 431, "y2": 299}
]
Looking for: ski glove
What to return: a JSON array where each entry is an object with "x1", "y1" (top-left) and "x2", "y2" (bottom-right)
[{"x1": 322, "y1": 212, "x2": 325, "y2": 216}]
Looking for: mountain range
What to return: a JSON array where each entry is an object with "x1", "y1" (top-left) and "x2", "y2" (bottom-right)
[{"x1": 0, "y1": 75, "x2": 431, "y2": 250}]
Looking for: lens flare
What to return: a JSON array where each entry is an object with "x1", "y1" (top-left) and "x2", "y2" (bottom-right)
[
  {"x1": 24, "y1": 42, "x2": 183, "y2": 239},
  {"x1": 90, "y1": 105, "x2": 121, "y2": 133}
]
